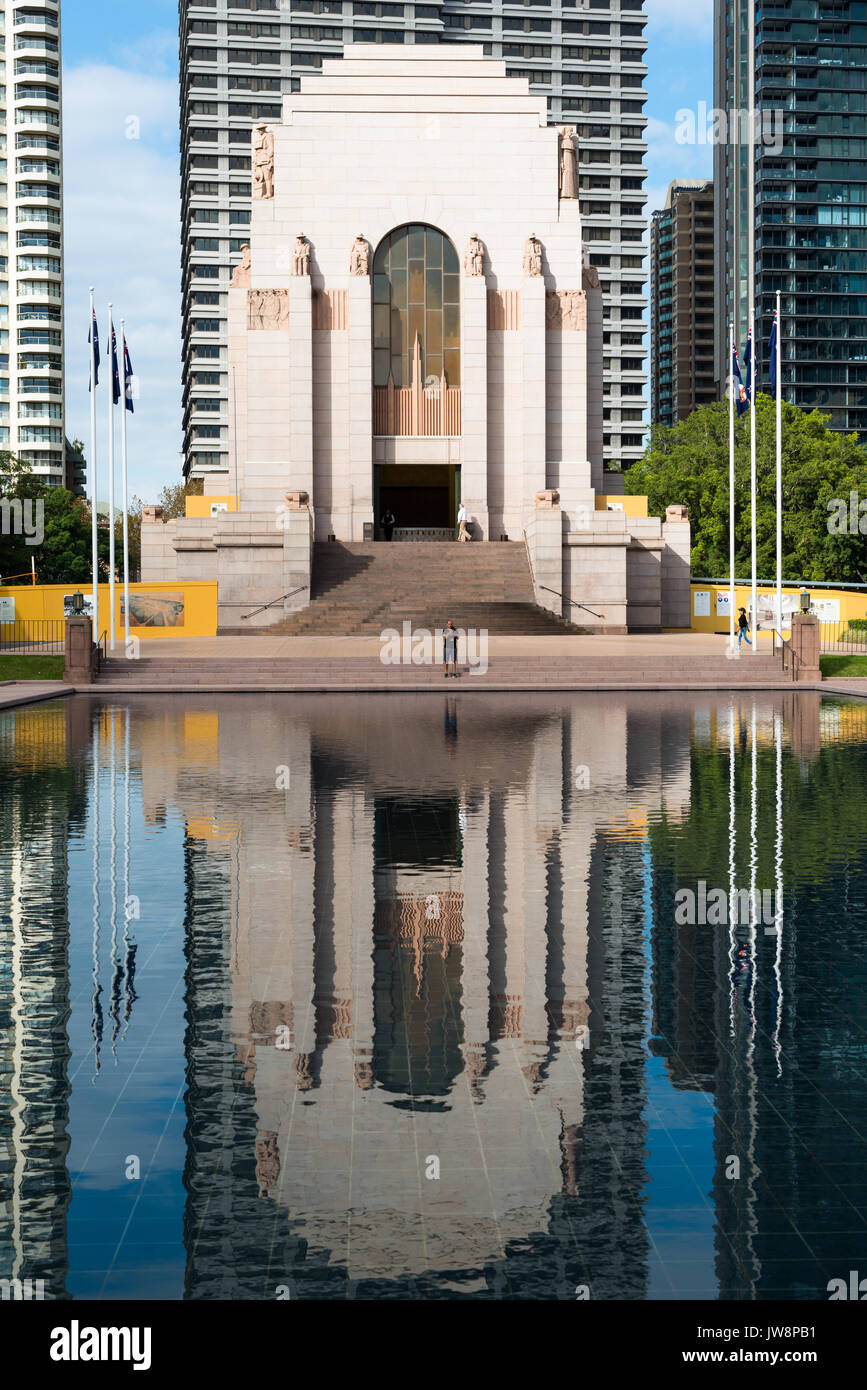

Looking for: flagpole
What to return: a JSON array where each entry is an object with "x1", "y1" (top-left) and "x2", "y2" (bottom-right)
[
  {"x1": 107, "y1": 303, "x2": 116, "y2": 652},
  {"x1": 750, "y1": 313, "x2": 757, "y2": 654},
  {"x1": 729, "y1": 321, "x2": 736, "y2": 654},
  {"x1": 775, "y1": 290, "x2": 782, "y2": 648},
  {"x1": 120, "y1": 319, "x2": 130, "y2": 651},
  {"x1": 748, "y1": 0, "x2": 757, "y2": 654},
  {"x1": 89, "y1": 288, "x2": 98, "y2": 629}
]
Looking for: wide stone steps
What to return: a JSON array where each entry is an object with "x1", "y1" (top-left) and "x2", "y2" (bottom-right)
[
  {"x1": 219, "y1": 540, "x2": 590, "y2": 636},
  {"x1": 95, "y1": 655, "x2": 789, "y2": 689}
]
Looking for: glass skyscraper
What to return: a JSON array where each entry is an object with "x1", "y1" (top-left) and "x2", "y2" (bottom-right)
[
  {"x1": 714, "y1": 0, "x2": 867, "y2": 438},
  {"x1": 179, "y1": 0, "x2": 648, "y2": 483}
]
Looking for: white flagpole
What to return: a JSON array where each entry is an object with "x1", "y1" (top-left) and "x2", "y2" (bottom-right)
[
  {"x1": 750, "y1": 313, "x2": 758, "y2": 655},
  {"x1": 748, "y1": 0, "x2": 757, "y2": 653},
  {"x1": 107, "y1": 303, "x2": 116, "y2": 652},
  {"x1": 775, "y1": 291, "x2": 782, "y2": 648},
  {"x1": 89, "y1": 288, "x2": 98, "y2": 629},
  {"x1": 120, "y1": 320, "x2": 130, "y2": 651},
  {"x1": 729, "y1": 322, "x2": 736, "y2": 654}
]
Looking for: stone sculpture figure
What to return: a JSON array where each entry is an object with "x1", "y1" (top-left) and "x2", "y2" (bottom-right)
[
  {"x1": 231, "y1": 244, "x2": 251, "y2": 288},
  {"x1": 252, "y1": 125, "x2": 274, "y2": 200},
  {"x1": 464, "y1": 234, "x2": 485, "y2": 277},
  {"x1": 349, "y1": 234, "x2": 369, "y2": 276},
  {"x1": 248, "y1": 288, "x2": 289, "y2": 330},
  {"x1": 559, "y1": 126, "x2": 577, "y2": 200},
  {"x1": 292, "y1": 234, "x2": 310, "y2": 277},
  {"x1": 545, "y1": 289, "x2": 586, "y2": 331},
  {"x1": 523, "y1": 233, "x2": 543, "y2": 277},
  {"x1": 247, "y1": 287, "x2": 266, "y2": 330}
]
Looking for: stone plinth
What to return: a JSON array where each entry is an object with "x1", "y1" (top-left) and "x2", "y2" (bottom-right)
[
  {"x1": 788, "y1": 613, "x2": 821, "y2": 682},
  {"x1": 64, "y1": 617, "x2": 96, "y2": 684}
]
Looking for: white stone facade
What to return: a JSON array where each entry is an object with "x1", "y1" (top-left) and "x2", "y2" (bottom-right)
[{"x1": 144, "y1": 46, "x2": 688, "y2": 632}]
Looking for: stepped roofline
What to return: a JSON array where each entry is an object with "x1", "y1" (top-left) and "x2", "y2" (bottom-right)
[{"x1": 286, "y1": 44, "x2": 548, "y2": 123}]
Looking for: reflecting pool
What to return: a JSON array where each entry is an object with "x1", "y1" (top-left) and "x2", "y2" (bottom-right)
[{"x1": 1, "y1": 691, "x2": 867, "y2": 1300}]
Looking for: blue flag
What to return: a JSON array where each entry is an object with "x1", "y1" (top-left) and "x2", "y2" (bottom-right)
[
  {"x1": 768, "y1": 312, "x2": 778, "y2": 400},
  {"x1": 732, "y1": 343, "x2": 748, "y2": 418},
  {"x1": 88, "y1": 308, "x2": 100, "y2": 389},
  {"x1": 742, "y1": 329, "x2": 753, "y2": 410},
  {"x1": 123, "y1": 335, "x2": 134, "y2": 414},
  {"x1": 111, "y1": 327, "x2": 120, "y2": 406}
]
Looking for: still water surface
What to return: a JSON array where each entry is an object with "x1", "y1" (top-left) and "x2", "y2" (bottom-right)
[{"x1": 1, "y1": 691, "x2": 866, "y2": 1300}]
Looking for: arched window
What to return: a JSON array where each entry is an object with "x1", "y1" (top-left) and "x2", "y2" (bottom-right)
[{"x1": 373, "y1": 224, "x2": 461, "y2": 390}]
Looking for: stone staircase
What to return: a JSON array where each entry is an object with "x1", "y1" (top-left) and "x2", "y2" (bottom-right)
[
  {"x1": 219, "y1": 541, "x2": 588, "y2": 636},
  {"x1": 93, "y1": 650, "x2": 790, "y2": 691}
]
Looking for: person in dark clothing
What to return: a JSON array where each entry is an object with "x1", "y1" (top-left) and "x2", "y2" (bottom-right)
[
  {"x1": 737, "y1": 606, "x2": 752, "y2": 649},
  {"x1": 442, "y1": 620, "x2": 458, "y2": 678},
  {"x1": 381, "y1": 510, "x2": 395, "y2": 541}
]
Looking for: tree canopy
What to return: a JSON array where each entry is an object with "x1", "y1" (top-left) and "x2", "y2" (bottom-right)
[
  {"x1": 627, "y1": 396, "x2": 867, "y2": 581},
  {"x1": 2, "y1": 469, "x2": 204, "y2": 586}
]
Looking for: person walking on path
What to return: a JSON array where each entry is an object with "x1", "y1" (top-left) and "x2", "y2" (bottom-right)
[
  {"x1": 737, "y1": 606, "x2": 752, "y2": 650},
  {"x1": 457, "y1": 503, "x2": 470, "y2": 543},
  {"x1": 442, "y1": 620, "x2": 458, "y2": 678},
  {"x1": 381, "y1": 509, "x2": 395, "y2": 542}
]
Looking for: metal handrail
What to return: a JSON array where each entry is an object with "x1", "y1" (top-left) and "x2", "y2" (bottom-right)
[
  {"x1": 539, "y1": 585, "x2": 604, "y2": 620},
  {"x1": 240, "y1": 586, "x2": 305, "y2": 620}
]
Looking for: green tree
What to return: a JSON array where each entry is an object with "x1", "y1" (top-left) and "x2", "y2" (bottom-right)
[
  {"x1": 627, "y1": 396, "x2": 867, "y2": 581},
  {"x1": 157, "y1": 478, "x2": 203, "y2": 520},
  {"x1": 0, "y1": 477, "x2": 116, "y2": 585}
]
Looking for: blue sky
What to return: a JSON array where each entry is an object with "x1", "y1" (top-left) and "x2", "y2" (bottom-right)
[{"x1": 61, "y1": 0, "x2": 713, "y2": 499}]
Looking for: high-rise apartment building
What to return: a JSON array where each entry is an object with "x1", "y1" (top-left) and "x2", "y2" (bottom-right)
[
  {"x1": 714, "y1": 0, "x2": 867, "y2": 439},
  {"x1": 650, "y1": 179, "x2": 715, "y2": 427},
  {"x1": 179, "y1": 0, "x2": 647, "y2": 482},
  {"x1": 1, "y1": 1, "x2": 67, "y2": 486}
]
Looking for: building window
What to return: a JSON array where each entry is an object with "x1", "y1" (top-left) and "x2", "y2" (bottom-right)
[{"x1": 372, "y1": 223, "x2": 461, "y2": 389}]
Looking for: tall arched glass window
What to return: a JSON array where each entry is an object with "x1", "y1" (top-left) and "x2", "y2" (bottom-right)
[{"x1": 373, "y1": 224, "x2": 461, "y2": 390}]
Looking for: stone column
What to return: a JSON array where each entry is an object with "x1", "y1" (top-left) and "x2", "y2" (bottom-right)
[
  {"x1": 526, "y1": 489, "x2": 563, "y2": 615},
  {"x1": 661, "y1": 504, "x2": 691, "y2": 629},
  {"x1": 289, "y1": 277, "x2": 314, "y2": 504},
  {"x1": 348, "y1": 276, "x2": 374, "y2": 541},
  {"x1": 460, "y1": 275, "x2": 488, "y2": 539},
  {"x1": 521, "y1": 276, "x2": 547, "y2": 524},
  {"x1": 281, "y1": 490, "x2": 312, "y2": 613}
]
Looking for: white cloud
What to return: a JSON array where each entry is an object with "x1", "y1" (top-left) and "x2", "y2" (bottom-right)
[{"x1": 62, "y1": 61, "x2": 183, "y2": 501}]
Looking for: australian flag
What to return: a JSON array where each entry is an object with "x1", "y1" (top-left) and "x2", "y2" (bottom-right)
[
  {"x1": 741, "y1": 329, "x2": 753, "y2": 413},
  {"x1": 88, "y1": 308, "x2": 100, "y2": 389},
  {"x1": 123, "y1": 335, "x2": 134, "y2": 414},
  {"x1": 768, "y1": 311, "x2": 778, "y2": 399},
  {"x1": 732, "y1": 341, "x2": 749, "y2": 418},
  {"x1": 111, "y1": 327, "x2": 121, "y2": 406}
]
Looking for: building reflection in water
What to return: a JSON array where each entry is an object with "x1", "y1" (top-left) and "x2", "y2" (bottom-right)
[{"x1": 2, "y1": 690, "x2": 867, "y2": 1300}]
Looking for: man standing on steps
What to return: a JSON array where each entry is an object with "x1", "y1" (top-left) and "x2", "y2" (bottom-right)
[
  {"x1": 443, "y1": 620, "x2": 459, "y2": 678},
  {"x1": 381, "y1": 508, "x2": 395, "y2": 542},
  {"x1": 457, "y1": 502, "x2": 470, "y2": 543}
]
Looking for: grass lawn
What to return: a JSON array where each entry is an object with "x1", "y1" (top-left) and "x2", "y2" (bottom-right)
[
  {"x1": 821, "y1": 654, "x2": 867, "y2": 678},
  {"x1": 0, "y1": 654, "x2": 65, "y2": 682}
]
